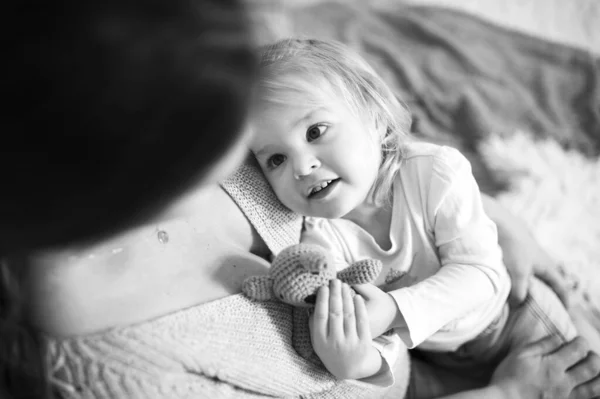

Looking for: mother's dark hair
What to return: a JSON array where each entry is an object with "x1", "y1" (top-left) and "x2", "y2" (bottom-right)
[
  {"x1": 1, "y1": 0, "x2": 256, "y2": 397},
  {"x1": 3, "y1": 0, "x2": 256, "y2": 252}
]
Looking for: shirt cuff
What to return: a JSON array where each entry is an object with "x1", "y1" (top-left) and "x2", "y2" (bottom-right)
[
  {"x1": 355, "y1": 340, "x2": 396, "y2": 387},
  {"x1": 389, "y1": 289, "x2": 423, "y2": 348}
]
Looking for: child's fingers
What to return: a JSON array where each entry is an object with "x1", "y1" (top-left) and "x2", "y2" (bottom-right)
[
  {"x1": 352, "y1": 283, "x2": 380, "y2": 300},
  {"x1": 328, "y1": 279, "x2": 344, "y2": 338},
  {"x1": 354, "y1": 295, "x2": 372, "y2": 340},
  {"x1": 311, "y1": 285, "x2": 329, "y2": 337},
  {"x1": 341, "y1": 283, "x2": 356, "y2": 337}
]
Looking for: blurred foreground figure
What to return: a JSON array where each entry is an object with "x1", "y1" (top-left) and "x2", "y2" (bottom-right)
[{"x1": 1, "y1": 0, "x2": 255, "y2": 397}]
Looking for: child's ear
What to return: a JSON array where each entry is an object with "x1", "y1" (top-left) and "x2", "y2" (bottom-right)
[{"x1": 242, "y1": 275, "x2": 275, "y2": 301}]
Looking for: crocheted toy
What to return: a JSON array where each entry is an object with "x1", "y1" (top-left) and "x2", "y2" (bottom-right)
[
  {"x1": 243, "y1": 243, "x2": 382, "y2": 305},
  {"x1": 242, "y1": 243, "x2": 382, "y2": 364}
]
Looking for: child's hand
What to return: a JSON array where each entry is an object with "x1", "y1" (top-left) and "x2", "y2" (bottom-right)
[
  {"x1": 353, "y1": 283, "x2": 405, "y2": 338},
  {"x1": 308, "y1": 279, "x2": 383, "y2": 380}
]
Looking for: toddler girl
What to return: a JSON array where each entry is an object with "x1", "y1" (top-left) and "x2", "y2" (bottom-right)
[{"x1": 248, "y1": 38, "x2": 576, "y2": 392}]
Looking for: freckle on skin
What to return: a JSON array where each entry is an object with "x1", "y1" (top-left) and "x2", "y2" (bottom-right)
[{"x1": 157, "y1": 230, "x2": 169, "y2": 244}]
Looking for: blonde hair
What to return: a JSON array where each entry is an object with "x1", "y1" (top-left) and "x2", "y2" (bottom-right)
[{"x1": 256, "y1": 38, "x2": 413, "y2": 206}]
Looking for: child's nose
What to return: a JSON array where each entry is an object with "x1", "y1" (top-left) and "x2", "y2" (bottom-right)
[{"x1": 293, "y1": 155, "x2": 320, "y2": 180}]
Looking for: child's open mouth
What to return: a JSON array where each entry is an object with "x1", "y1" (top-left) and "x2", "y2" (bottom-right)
[{"x1": 308, "y1": 178, "x2": 340, "y2": 199}]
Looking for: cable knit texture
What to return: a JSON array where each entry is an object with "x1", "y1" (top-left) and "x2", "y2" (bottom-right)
[{"x1": 45, "y1": 163, "x2": 409, "y2": 398}]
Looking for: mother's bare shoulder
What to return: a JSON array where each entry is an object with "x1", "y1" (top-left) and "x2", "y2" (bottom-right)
[{"x1": 25, "y1": 185, "x2": 271, "y2": 337}]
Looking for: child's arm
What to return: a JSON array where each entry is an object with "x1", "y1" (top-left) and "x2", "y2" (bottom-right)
[
  {"x1": 389, "y1": 147, "x2": 510, "y2": 347},
  {"x1": 308, "y1": 279, "x2": 391, "y2": 383}
]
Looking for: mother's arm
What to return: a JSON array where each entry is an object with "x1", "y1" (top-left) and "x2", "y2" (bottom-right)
[
  {"x1": 483, "y1": 193, "x2": 600, "y2": 363},
  {"x1": 481, "y1": 194, "x2": 570, "y2": 307},
  {"x1": 437, "y1": 195, "x2": 600, "y2": 398}
]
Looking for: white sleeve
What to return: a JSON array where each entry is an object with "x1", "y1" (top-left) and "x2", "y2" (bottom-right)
[
  {"x1": 390, "y1": 147, "x2": 508, "y2": 348},
  {"x1": 354, "y1": 333, "x2": 402, "y2": 387}
]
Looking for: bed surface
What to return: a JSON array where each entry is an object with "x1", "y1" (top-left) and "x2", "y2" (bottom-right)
[
  {"x1": 247, "y1": 0, "x2": 600, "y2": 55},
  {"x1": 389, "y1": 0, "x2": 600, "y2": 55}
]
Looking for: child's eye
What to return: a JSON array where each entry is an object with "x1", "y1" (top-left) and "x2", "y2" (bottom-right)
[
  {"x1": 268, "y1": 154, "x2": 286, "y2": 168},
  {"x1": 306, "y1": 124, "x2": 328, "y2": 142}
]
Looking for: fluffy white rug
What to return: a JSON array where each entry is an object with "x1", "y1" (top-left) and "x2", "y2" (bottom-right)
[{"x1": 480, "y1": 132, "x2": 600, "y2": 306}]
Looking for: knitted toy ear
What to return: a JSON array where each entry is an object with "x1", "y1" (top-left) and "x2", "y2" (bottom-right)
[
  {"x1": 337, "y1": 259, "x2": 382, "y2": 285},
  {"x1": 242, "y1": 275, "x2": 275, "y2": 301}
]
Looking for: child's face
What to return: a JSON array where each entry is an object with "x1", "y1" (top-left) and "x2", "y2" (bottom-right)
[{"x1": 250, "y1": 91, "x2": 381, "y2": 219}]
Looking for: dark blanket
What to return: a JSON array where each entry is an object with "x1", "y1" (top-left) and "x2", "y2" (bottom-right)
[{"x1": 290, "y1": 4, "x2": 600, "y2": 194}]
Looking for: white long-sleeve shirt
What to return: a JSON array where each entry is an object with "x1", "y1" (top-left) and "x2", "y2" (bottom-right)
[{"x1": 302, "y1": 143, "x2": 511, "y2": 352}]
